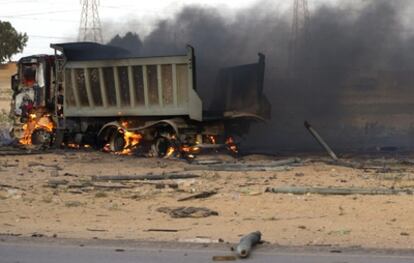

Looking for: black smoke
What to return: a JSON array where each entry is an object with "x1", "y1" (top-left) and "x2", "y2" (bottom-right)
[
  {"x1": 108, "y1": 32, "x2": 143, "y2": 56},
  {"x1": 108, "y1": 0, "x2": 414, "y2": 153}
]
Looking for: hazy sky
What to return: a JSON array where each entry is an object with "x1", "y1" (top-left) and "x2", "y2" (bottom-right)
[{"x1": 0, "y1": 0, "x2": 366, "y2": 59}]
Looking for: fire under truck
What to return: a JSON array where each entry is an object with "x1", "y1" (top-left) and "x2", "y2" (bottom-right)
[{"x1": 10, "y1": 42, "x2": 270, "y2": 157}]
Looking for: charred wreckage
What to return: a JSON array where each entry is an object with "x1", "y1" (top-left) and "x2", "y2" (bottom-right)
[{"x1": 10, "y1": 42, "x2": 270, "y2": 157}]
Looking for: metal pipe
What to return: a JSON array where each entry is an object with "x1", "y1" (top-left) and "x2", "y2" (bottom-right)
[
  {"x1": 236, "y1": 231, "x2": 261, "y2": 258},
  {"x1": 304, "y1": 121, "x2": 338, "y2": 161}
]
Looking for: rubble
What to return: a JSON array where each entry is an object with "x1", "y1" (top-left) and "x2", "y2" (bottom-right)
[
  {"x1": 156, "y1": 206, "x2": 219, "y2": 218},
  {"x1": 265, "y1": 186, "x2": 414, "y2": 195},
  {"x1": 2, "y1": 151, "x2": 414, "y2": 249},
  {"x1": 91, "y1": 173, "x2": 200, "y2": 181},
  {"x1": 177, "y1": 191, "x2": 218, "y2": 202},
  {"x1": 185, "y1": 158, "x2": 301, "y2": 172}
]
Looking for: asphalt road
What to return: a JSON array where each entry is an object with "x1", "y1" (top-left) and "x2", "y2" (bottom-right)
[{"x1": 1, "y1": 237, "x2": 414, "y2": 263}]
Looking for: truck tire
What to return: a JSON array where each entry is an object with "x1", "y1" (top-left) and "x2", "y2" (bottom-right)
[
  {"x1": 109, "y1": 130, "x2": 126, "y2": 152},
  {"x1": 31, "y1": 128, "x2": 53, "y2": 147},
  {"x1": 153, "y1": 136, "x2": 171, "y2": 157}
]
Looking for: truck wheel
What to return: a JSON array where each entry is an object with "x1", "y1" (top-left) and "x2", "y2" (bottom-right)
[
  {"x1": 153, "y1": 137, "x2": 171, "y2": 157},
  {"x1": 109, "y1": 130, "x2": 126, "y2": 152},
  {"x1": 31, "y1": 128, "x2": 52, "y2": 147}
]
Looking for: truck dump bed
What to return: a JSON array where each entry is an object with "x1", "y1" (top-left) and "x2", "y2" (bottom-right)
[{"x1": 52, "y1": 43, "x2": 202, "y2": 121}]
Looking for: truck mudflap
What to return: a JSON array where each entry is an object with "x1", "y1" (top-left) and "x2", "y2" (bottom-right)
[{"x1": 207, "y1": 53, "x2": 270, "y2": 120}]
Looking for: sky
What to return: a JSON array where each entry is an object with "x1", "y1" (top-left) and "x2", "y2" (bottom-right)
[{"x1": 0, "y1": 0, "x2": 364, "y2": 60}]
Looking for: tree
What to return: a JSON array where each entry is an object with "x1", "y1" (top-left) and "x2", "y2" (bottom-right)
[{"x1": 0, "y1": 20, "x2": 28, "y2": 63}]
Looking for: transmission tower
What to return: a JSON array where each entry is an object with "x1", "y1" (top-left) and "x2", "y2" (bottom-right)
[
  {"x1": 289, "y1": 0, "x2": 310, "y2": 73},
  {"x1": 78, "y1": 0, "x2": 103, "y2": 43}
]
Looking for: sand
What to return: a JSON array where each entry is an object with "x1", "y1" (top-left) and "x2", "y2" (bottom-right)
[{"x1": 0, "y1": 150, "x2": 413, "y2": 249}]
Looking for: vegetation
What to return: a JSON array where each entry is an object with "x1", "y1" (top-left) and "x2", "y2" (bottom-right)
[{"x1": 0, "y1": 20, "x2": 28, "y2": 63}]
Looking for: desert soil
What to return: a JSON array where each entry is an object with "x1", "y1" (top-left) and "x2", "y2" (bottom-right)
[{"x1": 0, "y1": 149, "x2": 414, "y2": 249}]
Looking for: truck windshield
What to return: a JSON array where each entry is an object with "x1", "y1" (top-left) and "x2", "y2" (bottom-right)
[{"x1": 21, "y1": 64, "x2": 36, "y2": 87}]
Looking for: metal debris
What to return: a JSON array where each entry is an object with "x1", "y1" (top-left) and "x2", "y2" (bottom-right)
[
  {"x1": 212, "y1": 256, "x2": 237, "y2": 261},
  {"x1": 91, "y1": 173, "x2": 200, "y2": 181},
  {"x1": 304, "y1": 121, "x2": 338, "y2": 161},
  {"x1": 177, "y1": 191, "x2": 218, "y2": 202},
  {"x1": 156, "y1": 206, "x2": 219, "y2": 218},
  {"x1": 236, "y1": 231, "x2": 262, "y2": 258},
  {"x1": 265, "y1": 186, "x2": 414, "y2": 195}
]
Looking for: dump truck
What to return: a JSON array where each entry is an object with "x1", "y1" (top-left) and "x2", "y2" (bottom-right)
[{"x1": 10, "y1": 42, "x2": 270, "y2": 156}]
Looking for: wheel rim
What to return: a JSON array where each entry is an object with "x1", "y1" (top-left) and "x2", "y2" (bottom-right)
[
  {"x1": 109, "y1": 131, "x2": 126, "y2": 152},
  {"x1": 154, "y1": 137, "x2": 170, "y2": 157},
  {"x1": 31, "y1": 129, "x2": 52, "y2": 146}
]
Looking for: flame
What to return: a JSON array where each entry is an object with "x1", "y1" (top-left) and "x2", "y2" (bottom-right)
[
  {"x1": 181, "y1": 145, "x2": 200, "y2": 154},
  {"x1": 165, "y1": 146, "x2": 175, "y2": 158},
  {"x1": 225, "y1": 136, "x2": 238, "y2": 154},
  {"x1": 67, "y1": 143, "x2": 80, "y2": 149},
  {"x1": 115, "y1": 129, "x2": 142, "y2": 155},
  {"x1": 123, "y1": 130, "x2": 142, "y2": 148},
  {"x1": 208, "y1": 135, "x2": 216, "y2": 144},
  {"x1": 19, "y1": 113, "x2": 55, "y2": 145}
]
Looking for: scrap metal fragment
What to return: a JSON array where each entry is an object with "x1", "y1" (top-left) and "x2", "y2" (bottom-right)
[
  {"x1": 265, "y1": 186, "x2": 414, "y2": 195},
  {"x1": 177, "y1": 191, "x2": 218, "y2": 202},
  {"x1": 304, "y1": 121, "x2": 338, "y2": 161},
  {"x1": 236, "y1": 231, "x2": 262, "y2": 258},
  {"x1": 212, "y1": 255, "x2": 237, "y2": 261},
  {"x1": 156, "y1": 206, "x2": 219, "y2": 218},
  {"x1": 145, "y1": 229, "x2": 179, "y2": 232},
  {"x1": 92, "y1": 173, "x2": 200, "y2": 181}
]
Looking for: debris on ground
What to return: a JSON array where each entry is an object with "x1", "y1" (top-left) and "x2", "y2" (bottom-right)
[
  {"x1": 304, "y1": 121, "x2": 338, "y2": 161},
  {"x1": 185, "y1": 158, "x2": 301, "y2": 172},
  {"x1": 145, "y1": 229, "x2": 180, "y2": 232},
  {"x1": 156, "y1": 206, "x2": 219, "y2": 218},
  {"x1": 236, "y1": 231, "x2": 262, "y2": 258},
  {"x1": 3, "y1": 151, "x2": 414, "y2": 249},
  {"x1": 91, "y1": 173, "x2": 200, "y2": 181},
  {"x1": 265, "y1": 186, "x2": 414, "y2": 195},
  {"x1": 212, "y1": 255, "x2": 237, "y2": 261},
  {"x1": 177, "y1": 191, "x2": 218, "y2": 202}
]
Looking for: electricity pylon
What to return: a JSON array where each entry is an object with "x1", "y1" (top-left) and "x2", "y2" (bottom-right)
[{"x1": 78, "y1": 0, "x2": 103, "y2": 43}]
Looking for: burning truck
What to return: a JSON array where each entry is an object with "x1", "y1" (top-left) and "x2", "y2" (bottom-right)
[{"x1": 10, "y1": 42, "x2": 270, "y2": 157}]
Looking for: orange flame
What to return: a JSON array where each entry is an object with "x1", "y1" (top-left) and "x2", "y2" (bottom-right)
[
  {"x1": 19, "y1": 114, "x2": 55, "y2": 145},
  {"x1": 116, "y1": 130, "x2": 142, "y2": 155},
  {"x1": 225, "y1": 137, "x2": 238, "y2": 154}
]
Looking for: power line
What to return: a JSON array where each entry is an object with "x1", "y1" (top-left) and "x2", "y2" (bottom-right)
[
  {"x1": 0, "y1": 16, "x2": 78, "y2": 23},
  {"x1": 28, "y1": 35, "x2": 75, "y2": 40},
  {"x1": 0, "y1": 9, "x2": 79, "y2": 18}
]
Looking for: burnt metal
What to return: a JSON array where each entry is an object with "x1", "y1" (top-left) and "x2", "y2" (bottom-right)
[
  {"x1": 265, "y1": 186, "x2": 414, "y2": 195},
  {"x1": 236, "y1": 231, "x2": 262, "y2": 258},
  {"x1": 177, "y1": 191, "x2": 218, "y2": 202},
  {"x1": 50, "y1": 42, "x2": 131, "y2": 61},
  {"x1": 304, "y1": 121, "x2": 338, "y2": 161},
  {"x1": 206, "y1": 53, "x2": 270, "y2": 120},
  {"x1": 91, "y1": 173, "x2": 200, "y2": 181}
]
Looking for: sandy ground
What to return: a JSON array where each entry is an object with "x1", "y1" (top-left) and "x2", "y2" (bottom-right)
[{"x1": 0, "y1": 150, "x2": 414, "y2": 249}]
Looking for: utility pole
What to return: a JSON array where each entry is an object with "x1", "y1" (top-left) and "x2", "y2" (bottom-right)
[
  {"x1": 78, "y1": 0, "x2": 103, "y2": 43},
  {"x1": 289, "y1": 0, "x2": 310, "y2": 74}
]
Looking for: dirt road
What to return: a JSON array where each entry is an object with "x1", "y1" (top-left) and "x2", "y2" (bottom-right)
[{"x1": 0, "y1": 150, "x2": 414, "y2": 249}]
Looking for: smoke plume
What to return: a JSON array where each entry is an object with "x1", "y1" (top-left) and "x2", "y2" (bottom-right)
[{"x1": 108, "y1": 0, "x2": 414, "y2": 153}]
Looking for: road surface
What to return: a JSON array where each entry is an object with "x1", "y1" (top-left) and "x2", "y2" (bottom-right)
[{"x1": 1, "y1": 236, "x2": 414, "y2": 263}]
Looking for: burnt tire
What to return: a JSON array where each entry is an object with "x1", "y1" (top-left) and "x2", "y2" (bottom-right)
[
  {"x1": 109, "y1": 130, "x2": 126, "y2": 152},
  {"x1": 153, "y1": 137, "x2": 171, "y2": 157},
  {"x1": 31, "y1": 128, "x2": 52, "y2": 146}
]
